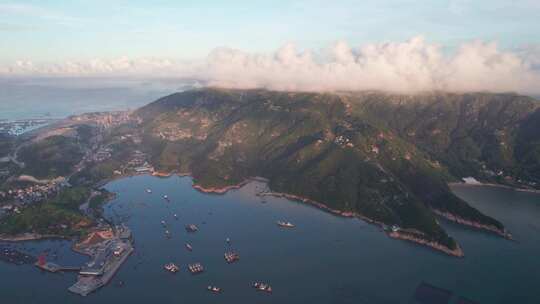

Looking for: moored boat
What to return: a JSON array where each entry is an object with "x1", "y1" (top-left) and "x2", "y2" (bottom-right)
[
  {"x1": 224, "y1": 251, "x2": 240, "y2": 263},
  {"x1": 277, "y1": 221, "x2": 295, "y2": 228},
  {"x1": 164, "y1": 263, "x2": 180, "y2": 273},
  {"x1": 185, "y1": 243, "x2": 193, "y2": 251},
  {"x1": 185, "y1": 224, "x2": 198, "y2": 232},
  {"x1": 188, "y1": 263, "x2": 204, "y2": 274},
  {"x1": 207, "y1": 286, "x2": 222, "y2": 293},
  {"x1": 253, "y1": 282, "x2": 272, "y2": 293}
]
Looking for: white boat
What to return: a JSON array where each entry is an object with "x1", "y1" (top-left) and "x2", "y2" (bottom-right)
[
  {"x1": 207, "y1": 286, "x2": 222, "y2": 293},
  {"x1": 146, "y1": 189, "x2": 152, "y2": 193},
  {"x1": 185, "y1": 243, "x2": 193, "y2": 251},
  {"x1": 277, "y1": 221, "x2": 295, "y2": 228},
  {"x1": 253, "y1": 282, "x2": 272, "y2": 293}
]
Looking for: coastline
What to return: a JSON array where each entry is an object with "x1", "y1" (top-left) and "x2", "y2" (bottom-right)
[
  {"x1": 449, "y1": 181, "x2": 540, "y2": 194},
  {"x1": 192, "y1": 179, "x2": 254, "y2": 194},
  {"x1": 257, "y1": 191, "x2": 465, "y2": 258},
  {"x1": 432, "y1": 209, "x2": 512, "y2": 240},
  {"x1": 1, "y1": 173, "x2": 478, "y2": 258},
  {"x1": 186, "y1": 176, "x2": 465, "y2": 257},
  {"x1": 0, "y1": 233, "x2": 70, "y2": 242},
  {"x1": 388, "y1": 231, "x2": 464, "y2": 257}
]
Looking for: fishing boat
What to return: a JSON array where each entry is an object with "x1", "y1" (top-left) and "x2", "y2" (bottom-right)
[
  {"x1": 277, "y1": 221, "x2": 295, "y2": 228},
  {"x1": 161, "y1": 220, "x2": 167, "y2": 227},
  {"x1": 185, "y1": 243, "x2": 193, "y2": 251},
  {"x1": 224, "y1": 251, "x2": 240, "y2": 263},
  {"x1": 207, "y1": 286, "x2": 222, "y2": 293},
  {"x1": 163, "y1": 195, "x2": 169, "y2": 200},
  {"x1": 173, "y1": 213, "x2": 178, "y2": 220},
  {"x1": 185, "y1": 224, "x2": 198, "y2": 232},
  {"x1": 188, "y1": 263, "x2": 204, "y2": 274},
  {"x1": 253, "y1": 282, "x2": 272, "y2": 293},
  {"x1": 145, "y1": 189, "x2": 152, "y2": 193},
  {"x1": 164, "y1": 263, "x2": 179, "y2": 273}
]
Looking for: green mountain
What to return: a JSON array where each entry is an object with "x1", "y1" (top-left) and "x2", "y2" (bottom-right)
[
  {"x1": 133, "y1": 88, "x2": 540, "y2": 254},
  {"x1": 6, "y1": 88, "x2": 537, "y2": 255}
]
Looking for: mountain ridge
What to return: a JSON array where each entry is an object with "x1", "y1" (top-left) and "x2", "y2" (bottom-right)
[{"x1": 131, "y1": 88, "x2": 539, "y2": 255}]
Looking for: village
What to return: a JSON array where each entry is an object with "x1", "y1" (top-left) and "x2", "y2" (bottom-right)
[{"x1": 0, "y1": 178, "x2": 69, "y2": 219}]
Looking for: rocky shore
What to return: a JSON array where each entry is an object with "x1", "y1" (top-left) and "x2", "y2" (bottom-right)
[
  {"x1": 432, "y1": 209, "x2": 512, "y2": 239},
  {"x1": 192, "y1": 180, "x2": 251, "y2": 194},
  {"x1": 256, "y1": 191, "x2": 464, "y2": 257},
  {"x1": 0, "y1": 233, "x2": 68, "y2": 242},
  {"x1": 388, "y1": 231, "x2": 465, "y2": 257}
]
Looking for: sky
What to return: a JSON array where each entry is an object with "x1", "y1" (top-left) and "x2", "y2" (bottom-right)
[{"x1": 1, "y1": 0, "x2": 539, "y2": 93}]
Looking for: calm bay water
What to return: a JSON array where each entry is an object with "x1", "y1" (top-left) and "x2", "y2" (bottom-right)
[{"x1": 1, "y1": 175, "x2": 539, "y2": 303}]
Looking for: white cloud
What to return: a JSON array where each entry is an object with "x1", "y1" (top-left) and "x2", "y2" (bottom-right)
[
  {"x1": 199, "y1": 37, "x2": 540, "y2": 94},
  {"x1": 2, "y1": 37, "x2": 540, "y2": 94}
]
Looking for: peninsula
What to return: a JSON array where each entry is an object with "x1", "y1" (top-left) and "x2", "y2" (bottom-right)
[{"x1": 1, "y1": 89, "x2": 539, "y2": 258}]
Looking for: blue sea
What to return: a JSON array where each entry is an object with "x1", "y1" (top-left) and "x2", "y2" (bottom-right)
[
  {"x1": 1, "y1": 175, "x2": 539, "y2": 303},
  {"x1": 0, "y1": 77, "x2": 195, "y2": 120}
]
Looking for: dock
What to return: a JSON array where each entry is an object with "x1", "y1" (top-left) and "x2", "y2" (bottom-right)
[
  {"x1": 69, "y1": 242, "x2": 133, "y2": 296},
  {"x1": 68, "y1": 225, "x2": 134, "y2": 297},
  {"x1": 35, "y1": 262, "x2": 80, "y2": 273}
]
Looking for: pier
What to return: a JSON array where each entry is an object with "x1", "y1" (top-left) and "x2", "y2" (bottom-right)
[
  {"x1": 36, "y1": 262, "x2": 80, "y2": 273},
  {"x1": 68, "y1": 226, "x2": 134, "y2": 297},
  {"x1": 69, "y1": 244, "x2": 133, "y2": 296}
]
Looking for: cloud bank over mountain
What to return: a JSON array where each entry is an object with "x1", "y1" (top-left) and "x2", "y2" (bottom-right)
[{"x1": 2, "y1": 37, "x2": 539, "y2": 94}]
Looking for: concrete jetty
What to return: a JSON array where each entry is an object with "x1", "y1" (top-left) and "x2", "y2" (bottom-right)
[
  {"x1": 35, "y1": 262, "x2": 80, "y2": 273},
  {"x1": 68, "y1": 225, "x2": 134, "y2": 297}
]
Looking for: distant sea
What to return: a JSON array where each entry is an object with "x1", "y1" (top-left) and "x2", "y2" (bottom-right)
[{"x1": 0, "y1": 77, "x2": 198, "y2": 120}]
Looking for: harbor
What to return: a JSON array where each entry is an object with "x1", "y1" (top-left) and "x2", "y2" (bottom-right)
[
  {"x1": 68, "y1": 225, "x2": 134, "y2": 296},
  {"x1": 1, "y1": 175, "x2": 539, "y2": 303}
]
